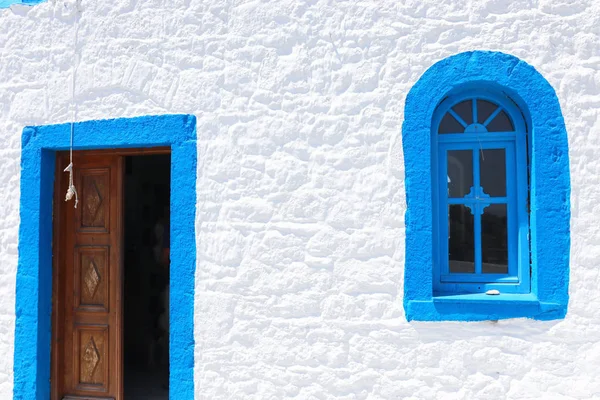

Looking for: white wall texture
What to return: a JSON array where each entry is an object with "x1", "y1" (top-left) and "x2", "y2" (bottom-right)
[{"x1": 1, "y1": 0, "x2": 600, "y2": 398}]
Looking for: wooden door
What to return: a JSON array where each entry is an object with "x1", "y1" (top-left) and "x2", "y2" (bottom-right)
[{"x1": 52, "y1": 153, "x2": 123, "y2": 400}]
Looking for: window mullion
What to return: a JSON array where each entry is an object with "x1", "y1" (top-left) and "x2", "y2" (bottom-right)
[
  {"x1": 474, "y1": 204, "x2": 483, "y2": 275},
  {"x1": 507, "y1": 142, "x2": 522, "y2": 281},
  {"x1": 473, "y1": 147, "x2": 482, "y2": 275},
  {"x1": 439, "y1": 147, "x2": 450, "y2": 279}
]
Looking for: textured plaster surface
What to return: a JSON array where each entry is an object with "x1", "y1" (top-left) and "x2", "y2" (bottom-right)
[{"x1": 1, "y1": 0, "x2": 600, "y2": 398}]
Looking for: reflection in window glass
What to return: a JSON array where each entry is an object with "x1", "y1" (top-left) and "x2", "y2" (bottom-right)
[
  {"x1": 480, "y1": 149, "x2": 506, "y2": 197},
  {"x1": 448, "y1": 204, "x2": 475, "y2": 273},
  {"x1": 439, "y1": 113, "x2": 465, "y2": 134},
  {"x1": 477, "y1": 99, "x2": 497, "y2": 124},
  {"x1": 448, "y1": 150, "x2": 473, "y2": 198},
  {"x1": 487, "y1": 110, "x2": 514, "y2": 132},
  {"x1": 481, "y1": 204, "x2": 508, "y2": 274},
  {"x1": 452, "y1": 100, "x2": 473, "y2": 125}
]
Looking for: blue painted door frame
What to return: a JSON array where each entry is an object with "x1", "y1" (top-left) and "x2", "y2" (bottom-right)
[{"x1": 15, "y1": 115, "x2": 197, "y2": 400}]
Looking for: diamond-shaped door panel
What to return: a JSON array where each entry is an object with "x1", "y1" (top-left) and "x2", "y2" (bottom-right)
[
  {"x1": 75, "y1": 247, "x2": 109, "y2": 312},
  {"x1": 82, "y1": 337, "x2": 100, "y2": 381},
  {"x1": 78, "y1": 168, "x2": 110, "y2": 232},
  {"x1": 84, "y1": 260, "x2": 101, "y2": 298},
  {"x1": 75, "y1": 325, "x2": 108, "y2": 391}
]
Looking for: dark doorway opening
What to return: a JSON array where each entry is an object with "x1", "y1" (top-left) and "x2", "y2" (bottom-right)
[{"x1": 123, "y1": 154, "x2": 170, "y2": 399}]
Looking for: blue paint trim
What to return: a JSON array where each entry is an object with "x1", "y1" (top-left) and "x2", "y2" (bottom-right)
[
  {"x1": 0, "y1": 0, "x2": 45, "y2": 8},
  {"x1": 15, "y1": 115, "x2": 197, "y2": 399},
  {"x1": 402, "y1": 51, "x2": 570, "y2": 321}
]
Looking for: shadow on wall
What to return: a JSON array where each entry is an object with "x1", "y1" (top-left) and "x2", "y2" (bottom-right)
[{"x1": 410, "y1": 319, "x2": 563, "y2": 343}]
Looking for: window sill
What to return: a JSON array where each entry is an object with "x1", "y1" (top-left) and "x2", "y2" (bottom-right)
[
  {"x1": 406, "y1": 293, "x2": 565, "y2": 321},
  {"x1": 433, "y1": 293, "x2": 539, "y2": 304}
]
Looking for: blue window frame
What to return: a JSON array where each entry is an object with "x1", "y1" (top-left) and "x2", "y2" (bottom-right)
[
  {"x1": 402, "y1": 51, "x2": 570, "y2": 321},
  {"x1": 433, "y1": 90, "x2": 530, "y2": 295}
]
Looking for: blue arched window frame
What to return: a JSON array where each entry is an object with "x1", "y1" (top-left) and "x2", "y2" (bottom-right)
[
  {"x1": 432, "y1": 89, "x2": 530, "y2": 295},
  {"x1": 402, "y1": 51, "x2": 570, "y2": 321}
]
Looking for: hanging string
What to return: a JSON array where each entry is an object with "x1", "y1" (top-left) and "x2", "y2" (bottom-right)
[
  {"x1": 64, "y1": 0, "x2": 82, "y2": 208},
  {"x1": 64, "y1": 124, "x2": 78, "y2": 208}
]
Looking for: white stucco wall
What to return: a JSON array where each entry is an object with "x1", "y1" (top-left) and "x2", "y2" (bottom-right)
[{"x1": 1, "y1": 0, "x2": 600, "y2": 398}]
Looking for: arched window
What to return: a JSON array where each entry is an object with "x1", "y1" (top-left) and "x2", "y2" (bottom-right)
[
  {"x1": 433, "y1": 90, "x2": 529, "y2": 294},
  {"x1": 402, "y1": 51, "x2": 570, "y2": 321}
]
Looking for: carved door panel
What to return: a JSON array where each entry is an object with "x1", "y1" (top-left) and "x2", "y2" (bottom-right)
[{"x1": 53, "y1": 153, "x2": 123, "y2": 400}]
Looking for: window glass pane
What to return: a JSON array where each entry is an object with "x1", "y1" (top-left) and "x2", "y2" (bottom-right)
[
  {"x1": 448, "y1": 204, "x2": 475, "y2": 273},
  {"x1": 487, "y1": 110, "x2": 514, "y2": 132},
  {"x1": 452, "y1": 100, "x2": 473, "y2": 125},
  {"x1": 439, "y1": 113, "x2": 464, "y2": 134},
  {"x1": 481, "y1": 204, "x2": 508, "y2": 274},
  {"x1": 447, "y1": 150, "x2": 473, "y2": 198},
  {"x1": 477, "y1": 99, "x2": 498, "y2": 125},
  {"x1": 480, "y1": 148, "x2": 506, "y2": 197}
]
